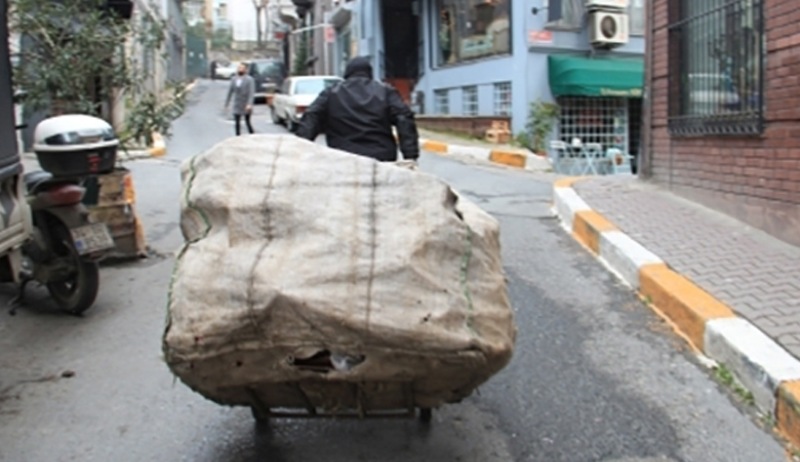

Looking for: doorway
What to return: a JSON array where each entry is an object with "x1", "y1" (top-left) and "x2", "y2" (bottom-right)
[{"x1": 381, "y1": 0, "x2": 420, "y2": 102}]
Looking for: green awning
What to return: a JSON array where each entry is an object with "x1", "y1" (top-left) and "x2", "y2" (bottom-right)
[{"x1": 548, "y1": 55, "x2": 644, "y2": 98}]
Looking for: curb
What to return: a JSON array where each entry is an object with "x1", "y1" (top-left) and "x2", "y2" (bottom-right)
[
  {"x1": 148, "y1": 132, "x2": 166, "y2": 157},
  {"x1": 553, "y1": 177, "x2": 800, "y2": 447},
  {"x1": 118, "y1": 132, "x2": 166, "y2": 162},
  {"x1": 119, "y1": 79, "x2": 197, "y2": 161},
  {"x1": 419, "y1": 137, "x2": 548, "y2": 171}
]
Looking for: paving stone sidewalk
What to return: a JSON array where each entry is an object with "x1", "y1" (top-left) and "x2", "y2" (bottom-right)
[{"x1": 575, "y1": 176, "x2": 800, "y2": 359}]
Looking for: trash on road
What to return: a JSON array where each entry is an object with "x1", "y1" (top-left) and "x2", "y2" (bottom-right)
[{"x1": 163, "y1": 135, "x2": 516, "y2": 420}]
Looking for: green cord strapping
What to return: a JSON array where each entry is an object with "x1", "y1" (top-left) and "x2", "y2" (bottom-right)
[{"x1": 460, "y1": 226, "x2": 478, "y2": 337}]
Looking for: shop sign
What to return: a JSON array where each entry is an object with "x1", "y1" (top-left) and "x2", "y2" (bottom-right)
[{"x1": 528, "y1": 30, "x2": 553, "y2": 45}]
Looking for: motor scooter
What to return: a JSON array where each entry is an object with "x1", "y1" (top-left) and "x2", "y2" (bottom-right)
[
  {"x1": 0, "y1": 28, "x2": 115, "y2": 314},
  {"x1": 9, "y1": 115, "x2": 118, "y2": 314},
  {"x1": 0, "y1": 115, "x2": 118, "y2": 315}
]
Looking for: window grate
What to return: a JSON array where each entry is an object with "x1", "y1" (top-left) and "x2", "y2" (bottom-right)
[
  {"x1": 463, "y1": 86, "x2": 478, "y2": 116},
  {"x1": 434, "y1": 89, "x2": 449, "y2": 114},
  {"x1": 557, "y1": 97, "x2": 629, "y2": 152},
  {"x1": 493, "y1": 82, "x2": 511, "y2": 116},
  {"x1": 667, "y1": 0, "x2": 764, "y2": 136}
]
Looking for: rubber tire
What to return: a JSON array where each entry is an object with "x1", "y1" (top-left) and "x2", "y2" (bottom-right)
[
  {"x1": 251, "y1": 406, "x2": 270, "y2": 424},
  {"x1": 44, "y1": 221, "x2": 100, "y2": 315},
  {"x1": 419, "y1": 408, "x2": 432, "y2": 423},
  {"x1": 271, "y1": 107, "x2": 283, "y2": 126}
]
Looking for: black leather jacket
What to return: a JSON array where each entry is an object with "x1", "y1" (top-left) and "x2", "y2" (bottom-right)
[{"x1": 296, "y1": 57, "x2": 419, "y2": 162}]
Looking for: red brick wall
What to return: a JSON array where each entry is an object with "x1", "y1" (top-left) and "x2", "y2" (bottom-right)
[{"x1": 649, "y1": 0, "x2": 800, "y2": 246}]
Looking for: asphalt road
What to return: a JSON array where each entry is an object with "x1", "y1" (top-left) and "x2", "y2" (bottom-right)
[{"x1": 0, "y1": 79, "x2": 787, "y2": 462}]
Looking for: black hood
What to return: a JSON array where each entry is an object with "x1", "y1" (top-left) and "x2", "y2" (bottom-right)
[{"x1": 344, "y1": 57, "x2": 373, "y2": 79}]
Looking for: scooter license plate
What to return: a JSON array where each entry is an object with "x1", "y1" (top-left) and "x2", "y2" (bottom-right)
[{"x1": 70, "y1": 223, "x2": 115, "y2": 255}]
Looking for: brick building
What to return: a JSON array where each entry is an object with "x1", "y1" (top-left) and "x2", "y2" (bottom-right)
[{"x1": 642, "y1": 0, "x2": 800, "y2": 246}]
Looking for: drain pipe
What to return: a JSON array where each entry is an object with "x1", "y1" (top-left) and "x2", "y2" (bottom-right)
[{"x1": 641, "y1": 0, "x2": 655, "y2": 179}]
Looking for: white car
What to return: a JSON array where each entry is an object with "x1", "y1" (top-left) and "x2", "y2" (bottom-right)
[
  {"x1": 272, "y1": 76, "x2": 343, "y2": 131},
  {"x1": 214, "y1": 62, "x2": 238, "y2": 80},
  {"x1": 686, "y1": 73, "x2": 741, "y2": 115}
]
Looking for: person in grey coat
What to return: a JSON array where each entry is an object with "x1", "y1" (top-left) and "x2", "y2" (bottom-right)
[{"x1": 224, "y1": 63, "x2": 255, "y2": 135}]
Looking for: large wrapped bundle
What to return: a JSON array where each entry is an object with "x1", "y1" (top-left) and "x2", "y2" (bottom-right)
[{"x1": 163, "y1": 135, "x2": 515, "y2": 413}]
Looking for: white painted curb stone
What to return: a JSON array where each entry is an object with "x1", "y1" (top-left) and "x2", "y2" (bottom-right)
[
  {"x1": 599, "y1": 231, "x2": 664, "y2": 289},
  {"x1": 553, "y1": 186, "x2": 590, "y2": 232},
  {"x1": 449, "y1": 145, "x2": 490, "y2": 162},
  {"x1": 705, "y1": 317, "x2": 800, "y2": 414}
]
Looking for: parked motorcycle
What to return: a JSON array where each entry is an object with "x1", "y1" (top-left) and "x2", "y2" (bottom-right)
[
  {"x1": 0, "y1": 114, "x2": 118, "y2": 316},
  {"x1": 0, "y1": 6, "x2": 116, "y2": 315}
]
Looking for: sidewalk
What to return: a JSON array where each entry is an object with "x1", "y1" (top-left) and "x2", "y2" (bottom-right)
[
  {"x1": 417, "y1": 129, "x2": 551, "y2": 172},
  {"x1": 554, "y1": 175, "x2": 800, "y2": 446}
]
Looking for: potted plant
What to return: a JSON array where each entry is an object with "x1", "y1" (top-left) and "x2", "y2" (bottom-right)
[{"x1": 518, "y1": 101, "x2": 560, "y2": 157}]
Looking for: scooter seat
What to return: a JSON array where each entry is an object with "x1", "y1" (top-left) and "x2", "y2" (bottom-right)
[{"x1": 24, "y1": 171, "x2": 54, "y2": 193}]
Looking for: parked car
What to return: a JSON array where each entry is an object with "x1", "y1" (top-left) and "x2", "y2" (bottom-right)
[
  {"x1": 686, "y1": 73, "x2": 740, "y2": 115},
  {"x1": 246, "y1": 59, "x2": 287, "y2": 104},
  {"x1": 214, "y1": 62, "x2": 238, "y2": 80},
  {"x1": 271, "y1": 76, "x2": 343, "y2": 131}
]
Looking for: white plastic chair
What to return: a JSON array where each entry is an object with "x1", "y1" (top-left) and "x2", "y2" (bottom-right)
[
  {"x1": 581, "y1": 143, "x2": 604, "y2": 175},
  {"x1": 606, "y1": 148, "x2": 634, "y2": 175},
  {"x1": 549, "y1": 140, "x2": 571, "y2": 174}
]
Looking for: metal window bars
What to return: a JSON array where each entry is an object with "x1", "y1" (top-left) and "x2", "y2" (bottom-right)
[
  {"x1": 434, "y1": 89, "x2": 449, "y2": 114},
  {"x1": 549, "y1": 96, "x2": 633, "y2": 175},
  {"x1": 493, "y1": 82, "x2": 512, "y2": 116},
  {"x1": 557, "y1": 96, "x2": 629, "y2": 154},
  {"x1": 463, "y1": 86, "x2": 478, "y2": 116},
  {"x1": 667, "y1": 0, "x2": 764, "y2": 136}
]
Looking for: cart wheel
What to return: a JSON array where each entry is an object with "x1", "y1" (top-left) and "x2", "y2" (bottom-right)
[
  {"x1": 419, "y1": 408, "x2": 432, "y2": 423},
  {"x1": 251, "y1": 406, "x2": 270, "y2": 424}
]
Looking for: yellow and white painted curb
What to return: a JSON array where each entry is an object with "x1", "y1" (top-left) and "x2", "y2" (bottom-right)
[
  {"x1": 148, "y1": 132, "x2": 166, "y2": 157},
  {"x1": 419, "y1": 138, "x2": 549, "y2": 171},
  {"x1": 123, "y1": 79, "x2": 199, "y2": 161},
  {"x1": 119, "y1": 132, "x2": 167, "y2": 161},
  {"x1": 553, "y1": 177, "x2": 800, "y2": 447}
]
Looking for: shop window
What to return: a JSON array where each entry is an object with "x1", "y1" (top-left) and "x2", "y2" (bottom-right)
[
  {"x1": 463, "y1": 86, "x2": 478, "y2": 116},
  {"x1": 434, "y1": 89, "x2": 449, "y2": 114},
  {"x1": 629, "y1": 0, "x2": 645, "y2": 35},
  {"x1": 543, "y1": 0, "x2": 584, "y2": 30},
  {"x1": 668, "y1": 0, "x2": 764, "y2": 136},
  {"x1": 493, "y1": 82, "x2": 511, "y2": 116},
  {"x1": 557, "y1": 97, "x2": 628, "y2": 153},
  {"x1": 436, "y1": 0, "x2": 511, "y2": 66}
]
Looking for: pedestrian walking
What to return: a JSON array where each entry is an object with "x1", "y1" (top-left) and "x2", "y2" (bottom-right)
[
  {"x1": 296, "y1": 57, "x2": 419, "y2": 163},
  {"x1": 224, "y1": 63, "x2": 255, "y2": 136}
]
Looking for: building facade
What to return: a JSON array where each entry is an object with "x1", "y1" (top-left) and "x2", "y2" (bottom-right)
[
  {"x1": 162, "y1": 0, "x2": 187, "y2": 83},
  {"x1": 211, "y1": 0, "x2": 232, "y2": 30},
  {"x1": 317, "y1": 0, "x2": 644, "y2": 158},
  {"x1": 228, "y1": 0, "x2": 265, "y2": 48},
  {"x1": 643, "y1": 0, "x2": 799, "y2": 246}
]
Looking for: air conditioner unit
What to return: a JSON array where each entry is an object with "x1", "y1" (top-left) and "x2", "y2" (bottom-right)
[
  {"x1": 586, "y1": 0, "x2": 629, "y2": 11},
  {"x1": 589, "y1": 11, "x2": 629, "y2": 47}
]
